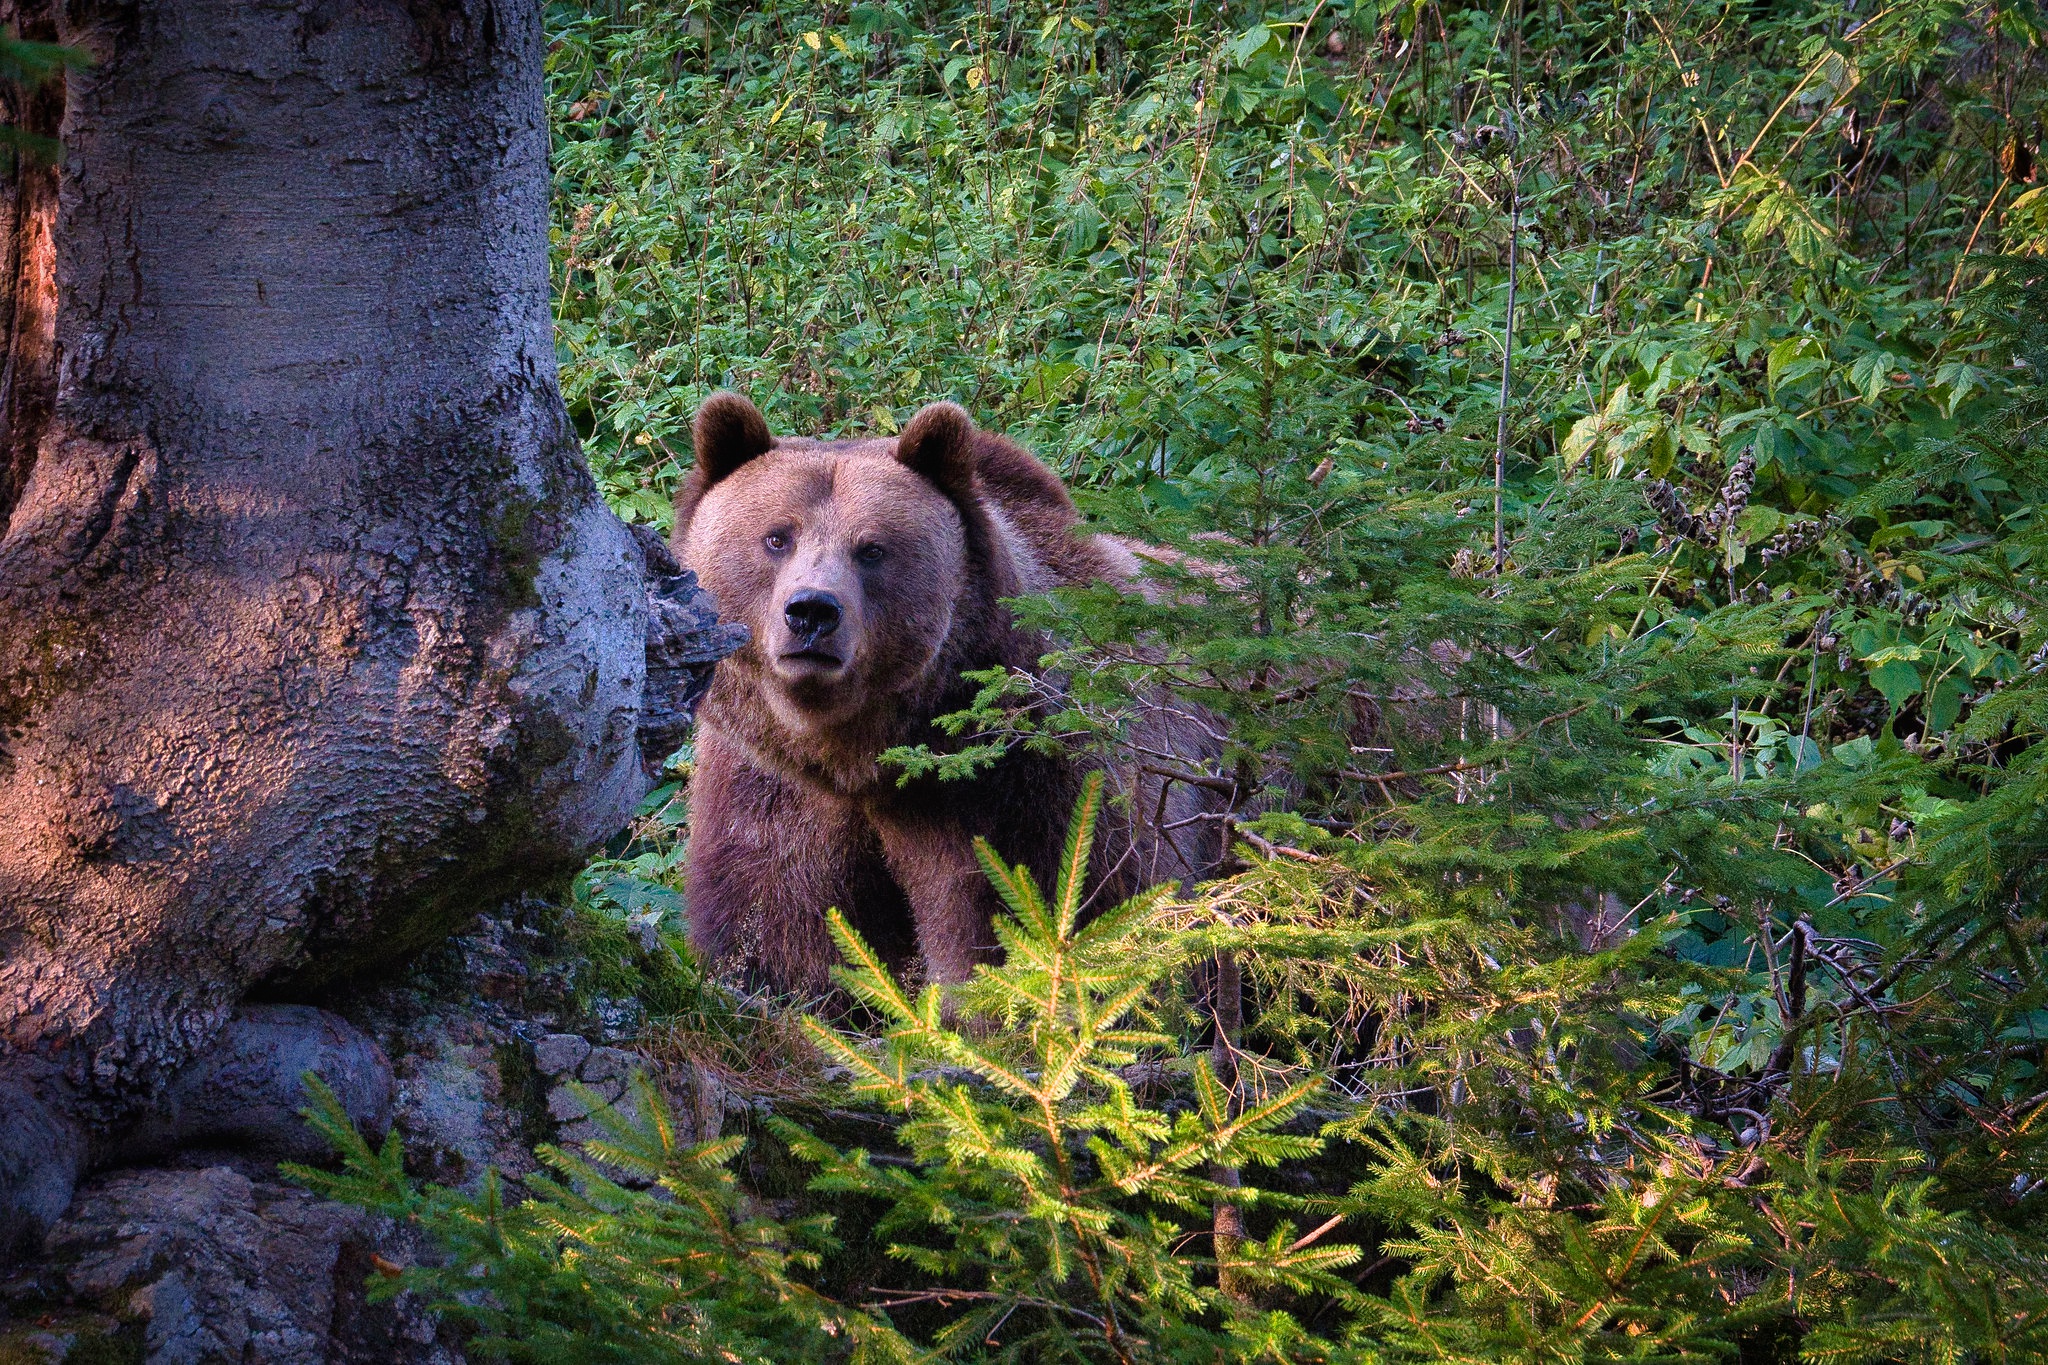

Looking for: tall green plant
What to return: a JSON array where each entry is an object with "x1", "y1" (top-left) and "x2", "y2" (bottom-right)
[
  {"x1": 344, "y1": 0, "x2": 2048, "y2": 1358},
  {"x1": 289, "y1": 1074, "x2": 878, "y2": 1365},
  {"x1": 785, "y1": 772, "x2": 1357, "y2": 1362},
  {"x1": 302, "y1": 774, "x2": 2048, "y2": 1361}
]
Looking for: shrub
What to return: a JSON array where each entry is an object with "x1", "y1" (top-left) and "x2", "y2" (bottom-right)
[{"x1": 297, "y1": 0, "x2": 2048, "y2": 1358}]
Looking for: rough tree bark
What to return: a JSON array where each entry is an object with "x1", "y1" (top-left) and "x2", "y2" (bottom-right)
[{"x1": 0, "y1": 0, "x2": 736, "y2": 1249}]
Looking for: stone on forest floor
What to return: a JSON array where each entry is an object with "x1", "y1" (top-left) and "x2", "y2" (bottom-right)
[
  {"x1": 545, "y1": 1044, "x2": 650, "y2": 1155},
  {"x1": 14, "y1": 1164, "x2": 459, "y2": 1364},
  {"x1": 5, "y1": 1005, "x2": 393, "y2": 1271},
  {"x1": 102, "y1": 1005, "x2": 394, "y2": 1169},
  {"x1": 531, "y1": 1032, "x2": 592, "y2": 1076},
  {"x1": 578, "y1": 1045, "x2": 641, "y2": 1086},
  {"x1": 533, "y1": 1043, "x2": 735, "y2": 1190},
  {"x1": 0, "y1": 903, "x2": 764, "y2": 1357}
]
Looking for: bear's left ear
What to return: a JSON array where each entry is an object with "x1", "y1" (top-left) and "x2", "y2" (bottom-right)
[{"x1": 895, "y1": 401, "x2": 977, "y2": 498}]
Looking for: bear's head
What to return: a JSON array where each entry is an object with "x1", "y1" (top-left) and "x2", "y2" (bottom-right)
[{"x1": 673, "y1": 392, "x2": 1000, "y2": 736}]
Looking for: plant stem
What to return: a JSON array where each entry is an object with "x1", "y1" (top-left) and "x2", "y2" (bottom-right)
[
  {"x1": 1494, "y1": 0, "x2": 1523, "y2": 578},
  {"x1": 1211, "y1": 947, "x2": 1246, "y2": 1301}
]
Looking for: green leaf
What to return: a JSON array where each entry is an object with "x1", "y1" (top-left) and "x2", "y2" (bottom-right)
[
  {"x1": 1227, "y1": 23, "x2": 1278, "y2": 67},
  {"x1": 1868, "y1": 658, "x2": 1923, "y2": 709},
  {"x1": 1926, "y1": 674, "x2": 1966, "y2": 733},
  {"x1": 1848, "y1": 351, "x2": 1898, "y2": 405},
  {"x1": 1933, "y1": 360, "x2": 1986, "y2": 412},
  {"x1": 1560, "y1": 411, "x2": 1605, "y2": 470},
  {"x1": 1768, "y1": 335, "x2": 1826, "y2": 392}
]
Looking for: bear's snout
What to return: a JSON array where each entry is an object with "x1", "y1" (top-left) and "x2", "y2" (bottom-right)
[{"x1": 783, "y1": 589, "x2": 843, "y2": 650}]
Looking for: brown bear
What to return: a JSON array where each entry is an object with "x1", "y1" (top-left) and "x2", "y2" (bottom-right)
[{"x1": 670, "y1": 392, "x2": 1221, "y2": 994}]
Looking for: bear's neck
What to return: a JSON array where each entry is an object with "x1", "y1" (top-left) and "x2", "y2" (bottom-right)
[{"x1": 706, "y1": 619, "x2": 1038, "y2": 798}]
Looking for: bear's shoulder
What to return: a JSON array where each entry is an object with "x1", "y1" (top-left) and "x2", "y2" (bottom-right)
[
  {"x1": 972, "y1": 432, "x2": 1128, "y2": 591},
  {"x1": 972, "y1": 431, "x2": 1075, "y2": 518}
]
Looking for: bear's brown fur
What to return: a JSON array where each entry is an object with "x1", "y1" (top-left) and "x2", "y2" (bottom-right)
[{"x1": 671, "y1": 392, "x2": 1219, "y2": 993}]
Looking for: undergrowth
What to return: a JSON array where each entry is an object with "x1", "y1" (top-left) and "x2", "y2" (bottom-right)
[
  {"x1": 304, "y1": 775, "x2": 2048, "y2": 1361},
  {"x1": 302, "y1": 0, "x2": 2048, "y2": 1359}
]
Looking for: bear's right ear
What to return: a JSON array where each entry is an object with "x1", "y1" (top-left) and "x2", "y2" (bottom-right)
[{"x1": 692, "y1": 391, "x2": 775, "y2": 486}]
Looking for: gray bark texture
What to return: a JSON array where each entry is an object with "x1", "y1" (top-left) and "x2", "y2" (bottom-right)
[{"x1": 0, "y1": 0, "x2": 735, "y2": 1252}]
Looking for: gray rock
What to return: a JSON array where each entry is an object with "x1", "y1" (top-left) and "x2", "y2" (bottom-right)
[
  {"x1": 555, "y1": 1080, "x2": 649, "y2": 1185},
  {"x1": 555, "y1": 1118, "x2": 597, "y2": 1146},
  {"x1": 387, "y1": 1024, "x2": 539, "y2": 1192},
  {"x1": 684, "y1": 1061, "x2": 728, "y2": 1144},
  {"x1": 545, "y1": 1084, "x2": 595, "y2": 1124},
  {"x1": 42, "y1": 1165, "x2": 459, "y2": 1364},
  {"x1": 132, "y1": 1271, "x2": 207, "y2": 1364},
  {"x1": 585, "y1": 995, "x2": 643, "y2": 1042},
  {"x1": 578, "y1": 1046, "x2": 642, "y2": 1086},
  {"x1": 6, "y1": 1007, "x2": 389, "y2": 1265},
  {"x1": 101, "y1": 1006, "x2": 393, "y2": 1169},
  {"x1": 543, "y1": 1075, "x2": 626, "y2": 1124},
  {"x1": 626, "y1": 915, "x2": 663, "y2": 953},
  {"x1": 552, "y1": 1061, "x2": 730, "y2": 1190},
  {"x1": 532, "y1": 1033, "x2": 591, "y2": 1077},
  {"x1": 398, "y1": 1051, "x2": 490, "y2": 1182}
]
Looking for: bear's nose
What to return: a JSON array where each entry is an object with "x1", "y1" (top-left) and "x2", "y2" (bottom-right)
[{"x1": 783, "y1": 590, "x2": 842, "y2": 644}]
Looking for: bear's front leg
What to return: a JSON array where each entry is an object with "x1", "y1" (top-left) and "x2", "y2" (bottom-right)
[
  {"x1": 685, "y1": 728, "x2": 913, "y2": 995},
  {"x1": 870, "y1": 814, "x2": 1006, "y2": 985}
]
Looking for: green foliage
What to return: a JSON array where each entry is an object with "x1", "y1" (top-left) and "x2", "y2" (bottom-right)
[
  {"x1": 304, "y1": 780, "x2": 2048, "y2": 1361},
  {"x1": 786, "y1": 773, "x2": 1355, "y2": 1361},
  {"x1": 288, "y1": 1075, "x2": 878, "y2": 1365},
  {"x1": 0, "y1": 35, "x2": 84, "y2": 86},
  {"x1": 562, "y1": 769, "x2": 701, "y2": 1018},
  {"x1": 303, "y1": 0, "x2": 2048, "y2": 1358}
]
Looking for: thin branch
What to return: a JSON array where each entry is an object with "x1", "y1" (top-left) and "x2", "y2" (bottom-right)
[
  {"x1": 1339, "y1": 757, "x2": 1487, "y2": 784},
  {"x1": 1140, "y1": 763, "x2": 1239, "y2": 796},
  {"x1": 1492, "y1": 25, "x2": 1522, "y2": 579},
  {"x1": 1288, "y1": 1211, "x2": 1348, "y2": 1252},
  {"x1": 865, "y1": 1288, "x2": 1109, "y2": 1331}
]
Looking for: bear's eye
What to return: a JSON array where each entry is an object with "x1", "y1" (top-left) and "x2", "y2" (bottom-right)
[
  {"x1": 855, "y1": 543, "x2": 886, "y2": 565},
  {"x1": 763, "y1": 530, "x2": 791, "y2": 555}
]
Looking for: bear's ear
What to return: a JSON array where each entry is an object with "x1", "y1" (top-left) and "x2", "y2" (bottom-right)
[
  {"x1": 692, "y1": 391, "x2": 774, "y2": 486},
  {"x1": 895, "y1": 401, "x2": 977, "y2": 498}
]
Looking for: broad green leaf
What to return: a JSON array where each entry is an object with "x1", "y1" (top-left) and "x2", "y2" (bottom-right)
[
  {"x1": 1868, "y1": 659, "x2": 1923, "y2": 709},
  {"x1": 1848, "y1": 351, "x2": 1897, "y2": 405},
  {"x1": 1926, "y1": 675, "x2": 1967, "y2": 734},
  {"x1": 1227, "y1": 23, "x2": 1276, "y2": 66},
  {"x1": 1933, "y1": 360, "x2": 1987, "y2": 412},
  {"x1": 1768, "y1": 335, "x2": 1825, "y2": 392}
]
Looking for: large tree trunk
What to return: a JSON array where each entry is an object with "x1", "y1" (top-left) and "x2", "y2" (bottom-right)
[{"x1": 0, "y1": 0, "x2": 731, "y2": 1247}]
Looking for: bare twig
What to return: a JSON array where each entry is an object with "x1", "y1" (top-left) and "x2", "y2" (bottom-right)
[
  {"x1": 865, "y1": 1288, "x2": 1109, "y2": 1331},
  {"x1": 1241, "y1": 829, "x2": 1325, "y2": 863},
  {"x1": 1140, "y1": 763, "x2": 1240, "y2": 796},
  {"x1": 1339, "y1": 757, "x2": 1487, "y2": 784},
  {"x1": 1288, "y1": 1212, "x2": 1348, "y2": 1252}
]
